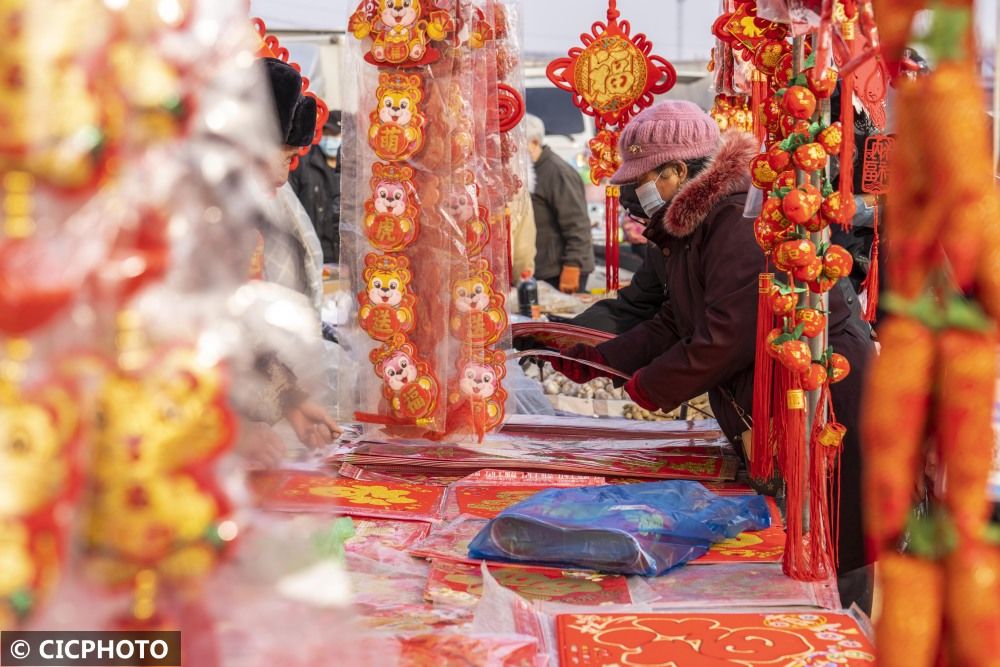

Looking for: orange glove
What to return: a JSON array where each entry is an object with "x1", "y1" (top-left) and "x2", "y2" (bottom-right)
[{"x1": 559, "y1": 265, "x2": 581, "y2": 293}]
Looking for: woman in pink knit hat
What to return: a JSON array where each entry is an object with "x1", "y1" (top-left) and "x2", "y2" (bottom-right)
[{"x1": 551, "y1": 100, "x2": 875, "y2": 612}]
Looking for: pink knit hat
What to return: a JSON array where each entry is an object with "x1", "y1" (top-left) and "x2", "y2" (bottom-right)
[{"x1": 610, "y1": 101, "x2": 721, "y2": 184}]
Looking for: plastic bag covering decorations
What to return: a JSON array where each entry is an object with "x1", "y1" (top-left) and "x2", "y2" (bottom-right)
[
  {"x1": 341, "y1": 0, "x2": 525, "y2": 443},
  {"x1": 467, "y1": 481, "x2": 771, "y2": 576},
  {"x1": 1, "y1": 0, "x2": 323, "y2": 637}
]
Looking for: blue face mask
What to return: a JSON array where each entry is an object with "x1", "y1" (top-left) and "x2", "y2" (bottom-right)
[{"x1": 320, "y1": 136, "x2": 342, "y2": 158}]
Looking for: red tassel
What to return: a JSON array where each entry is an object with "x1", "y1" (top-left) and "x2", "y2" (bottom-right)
[
  {"x1": 505, "y1": 207, "x2": 513, "y2": 284},
  {"x1": 751, "y1": 74, "x2": 768, "y2": 144},
  {"x1": 838, "y1": 63, "x2": 856, "y2": 232},
  {"x1": 806, "y1": 386, "x2": 840, "y2": 580},
  {"x1": 862, "y1": 205, "x2": 880, "y2": 321},
  {"x1": 780, "y1": 374, "x2": 809, "y2": 580},
  {"x1": 752, "y1": 273, "x2": 776, "y2": 480},
  {"x1": 605, "y1": 185, "x2": 620, "y2": 292}
]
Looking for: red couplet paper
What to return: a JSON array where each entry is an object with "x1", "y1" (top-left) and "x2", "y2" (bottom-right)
[
  {"x1": 425, "y1": 560, "x2": 632, "y2": 608},
  {"x1": 556, "y1": 612, "x2": 876, "y2": 666},
  {"x1": 256, "y1": 471, "x2": 446, "y2": 522}
]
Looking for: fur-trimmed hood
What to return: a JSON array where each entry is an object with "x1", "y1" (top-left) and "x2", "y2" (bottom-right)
[{"x1": 651, "y1": 131, "x2": 758, "y2": 239}]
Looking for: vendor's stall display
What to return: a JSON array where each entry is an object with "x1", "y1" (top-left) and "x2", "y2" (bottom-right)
[
  {"x1": 467, "y1": 482, "x2": 771, "y2": 576},
  {"x1": 408, "y1": 515, "x2": 490, "y2": 564},
  {"x1": 545, "y1": 0, "x2": 677, "y2": 291},
  {"x1": 256, "y1": 470, "x2": 447, "y2": 522},
  {"x1": 860, "y1": 3, "x2": 1000, "y2": 666},
  {"x1": 343, "y1": 0, "x2": 526, "y2": 442},
  {"x1": 445, "y1": 469, "x2": 605, "y2": 519},
  {"x1": 330, "y1": 432, "x2": 741, "y2": 481},
  {"x1": 501, "y1": 414, "x2": 723, "y2": 441},
  {"x1": 425, "y1": 560, "x2": 633, "y2": 608},
  {"x1": 644, "y1": 563, "x2": 840, "y2": 610},
  {"x1": 555, "y1": 611, "x2": 875, "y2": 666}
]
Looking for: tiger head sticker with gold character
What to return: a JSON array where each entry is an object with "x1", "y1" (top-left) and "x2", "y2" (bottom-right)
[
  {"x1": 449, "y1": 259, "x2": 507, "y2": 346},
  {"x1": 370, "y1": 335, "x2": 440, "y2": 424},
  {"x1": 443, "y1": 172, "x2": 491, "y2": 257},
  {"x1": 447, "y1": 348, "x2": 507, "y2": 439},
  {"x1": 358, "y1": 253, "x2": 417, "y2": 342},
  {"x1": 0, "y1": 368, "x2": 80, "y2": 628},
  {"x1": 364, "y1": 162, "x2": 420, "y2": 252},
  {"x1": 368, "y1": 72, "x2": 426, "y2": 162},
  {"x1": 348, "y1": 0, "x2": 454, "y2": 68},
  {"x1": 84, "y1": 347, "x2": 235, "y2": 586}
]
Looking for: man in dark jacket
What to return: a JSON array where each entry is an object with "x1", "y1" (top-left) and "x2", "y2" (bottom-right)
[
  {"x1": 289, "y1": 111, "x2": 342, "y2": 264},
  {"x1": 552, "y1": 101, "x2": 874, "y2": 611},
  {"x1": 524, "y1": 114, "x2": 595, "y2": 293}
]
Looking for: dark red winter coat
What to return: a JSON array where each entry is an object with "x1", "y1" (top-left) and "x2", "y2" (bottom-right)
[{"x1": 596, "y1": 131, "x2": 874, "y2": 574}]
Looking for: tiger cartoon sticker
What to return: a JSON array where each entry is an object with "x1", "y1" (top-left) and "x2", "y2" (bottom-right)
[
  {"x1": 358, "y1": 254, "x2": 416, "y2": 342},
  {"x1": 368, "y1": 72, "x2": 426, "y2": 161},
  {"x1": 370, "y1": 335, "x2": 440, "y2": 423},
  {"x1": 449, "y1": 259, "x2": 507, "y2": 346},
  {"x1": 364, "y1": 163, "x2": 420, "y2": 252}
]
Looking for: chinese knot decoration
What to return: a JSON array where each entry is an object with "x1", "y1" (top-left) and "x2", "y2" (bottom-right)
[{"x1": 546, "y1": 0, "x2": 676, "y2": 291}]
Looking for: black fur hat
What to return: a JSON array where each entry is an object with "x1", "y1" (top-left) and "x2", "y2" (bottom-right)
[{"x1": 263, "y1": 57, "x2": 317, "y2": 148}]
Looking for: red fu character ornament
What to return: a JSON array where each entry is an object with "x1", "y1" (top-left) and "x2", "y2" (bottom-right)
[{"x1": 546, "y1": 0, "x2": 677, "y2": 291}]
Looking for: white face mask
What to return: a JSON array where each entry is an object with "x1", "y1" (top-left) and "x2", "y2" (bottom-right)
[{"x1": 636, "y1": 173, "x2": 667, "y2": 217}]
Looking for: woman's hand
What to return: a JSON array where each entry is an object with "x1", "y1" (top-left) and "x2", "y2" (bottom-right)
[{"x1": 286, "y1": 399, "x2": 342, "y2": 448}]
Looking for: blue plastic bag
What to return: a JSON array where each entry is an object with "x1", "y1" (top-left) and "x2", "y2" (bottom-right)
[{"x1": 467, "y1": 481, "x2": 772, "y2": 576}]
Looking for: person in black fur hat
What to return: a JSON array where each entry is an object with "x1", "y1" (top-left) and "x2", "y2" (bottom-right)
[
  {"x1": 233, "y1": 57, "x2": 339, "y2": 468},
  {"x1": 263, "y1": 57, "x2": 318, "y2": 189}
]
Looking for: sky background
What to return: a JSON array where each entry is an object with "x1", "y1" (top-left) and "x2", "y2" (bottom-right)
[{"x1": 252, "y1": 0, "x2": 997, "y2": 56}]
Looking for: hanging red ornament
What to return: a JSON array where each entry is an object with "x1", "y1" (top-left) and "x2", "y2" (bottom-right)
[
  {"x1": 782, "y1": 185, "x2": 823, "y2": 224},
  {"x1": 801, "y1": 362, "x2": 829, "y2": 391},
  {"x1": 546, "y1": 0, "x2": 676, "y2": 291},
  {"x1": 828, "y1": 353, "x2": 852, "y2": 383},
  {"x1": 783, "y1": 85, "x2": 818, "y2": 120},
  {"x1": 796, "y1": 308, "x2": 828, "y2": 338},
  {"x1": 823, "y1": 244, "x2": 856, "y2": 281},
  {"x1": 778, "y1": 339, "x2": 813, "y2": 373},
  {"x1": 793, "y1": 256, "x2": 824, "y2": 282},
  {"x1": 793, "y1": 142, "x2": 830, "y2": 171},
  {"x1": 817, "y1": 122, "x2": 844, "y2": 155},
  {"x1": 751, "y1": 154, "x2": 779, "y2": 190},
  {"x1": 805, "y1": 66, "x2": 838, "y2": 98}
]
